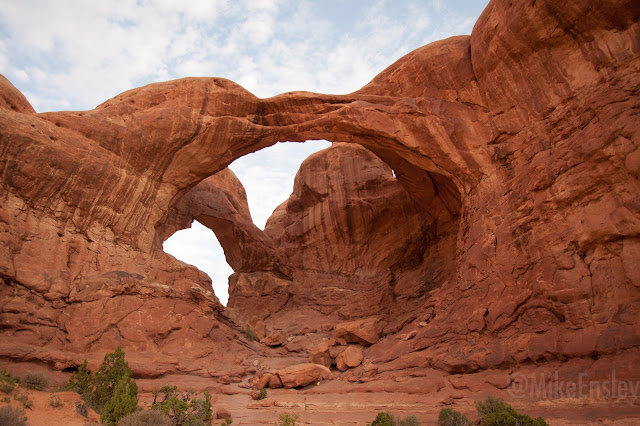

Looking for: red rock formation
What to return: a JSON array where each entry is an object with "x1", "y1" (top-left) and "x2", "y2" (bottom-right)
[
  {"x1": 0, "y1": 0, "x2": 638, "y2": 400},
  {"x1": 228, "y1": 143, "x2": 447, "y2": 325}
]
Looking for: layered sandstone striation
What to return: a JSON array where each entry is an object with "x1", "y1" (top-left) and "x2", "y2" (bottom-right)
[{"x1": 0, "y1": 0, "x2": 639, "y2": 399}]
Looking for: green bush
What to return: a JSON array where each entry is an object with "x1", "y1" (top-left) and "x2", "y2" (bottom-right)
[
  {"x1": 0, "y1": 405, "x2": 28, "y2": 426},
  {"x1": 68, "y1": 360, "x2": 93, "y2": 396},
  {"x1": 92, "y1": 346, "x2": 138, "y2": 415},
  {"x1": 220, "y1": 418, "x2": 233, "y2": 426},
  {"x1": 278, "y1": 412, "x2": 299, "y2": 426},
  {"x1": 398, "y1": 416, "x2": 420, "y2": 426},
  {"x1": 117, "y1": 409, "x2": 173, "y2": 426},
  {"x1": 368, "y1": 412, "x2": 421, "y2": 426},
  {"x1": 101, "y1": 376, "x2": 139, "y2": 426},
  {"x1": 245, "y1": 326, "x2": 259, "y2": 342},
  {"x1": 151, "y1": 385, "x2": 212, "y2": 425},
  {"x1": 49, "y1": 393, "x2": 63, "y2": 408},
  {"x1": 65, "y1": 347, "x2": 140, "y2": 425},
  {"x1": 368, "y1": 412, "x2": 394, "y2": 426},
  {"x1": 475, "y1": 396, "x2": 547, "y2": 426},
  {"x1": 22, "y1": 373, "x2": 49, "y2": 391},
  {"x1": 0, "y1": 370, "x2": 19, "y2": 394},
  {"x1": 258, "y1": 388, "x2": 267, "y2": 400},
  {"x1": 438, "y1": 407, "x2": 472, "y2": 426}
]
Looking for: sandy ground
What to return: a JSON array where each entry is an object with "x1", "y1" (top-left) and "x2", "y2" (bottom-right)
[
  {"x1": 1, "y1": 390, "x2": 100, "y2": 425},
  {"x1": 1, "y1": 365, "x2": 639, "y2": 425}
]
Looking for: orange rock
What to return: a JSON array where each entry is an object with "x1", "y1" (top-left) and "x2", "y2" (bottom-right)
[
  {"x1": 334, "y1": 318, "x2": 384, "y2": 346},
  {"x1": 309, "y1": 341, "x2": 332, "y2": 368},
  {"x1": 335, "y1": 345, "x2": 364, "y2": 372},
  {"x1": 262, "y1": 330, "x2": 286, "y2": 347},
  {"x1": 276, "y1": 363, "x2": 332, "y2": 389},
  {"x1": 215, "y1": 408, "x2": 231, "y2": 419},
  {"x1": 269, "y1": 374, "x2": 283, "y2": 389},
  {"x1": 255, "y1": 373, "x2": 272, "y2": 390}
]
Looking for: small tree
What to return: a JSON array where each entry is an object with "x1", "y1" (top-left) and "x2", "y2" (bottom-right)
[
  {"x1": 101, "y1": 375, "x2": 139, "y2": 425},
  {"x1": 475, "y1": 396, "x2": 547, "y2": 426},
  {"x1": 92, "y1": 346, "x2": 136, "y2": 412},
  {"x1": 368, "y1": 412, "x2": 394, "y2": 426},
  {"x1": 68, "y1": 359, "x2": 93, "y2": 396}
]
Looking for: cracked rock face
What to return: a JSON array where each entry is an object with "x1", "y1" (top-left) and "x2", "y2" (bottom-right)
[{"x1": 1, "y1": 0, "x2": 639, "y2": 382}]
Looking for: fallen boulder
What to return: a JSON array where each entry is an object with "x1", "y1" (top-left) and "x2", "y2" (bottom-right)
[
  {"x1": 262, "y1": 330, "x2": 286, "y2": 346},
  {"x1": 308, "y1": 341, "x2": 332, "y2": 367},
  {"x1": 276, "y1": 363, "x2": 332, "y2": 388},
  {"x1": 335, "y1": 345, "x2": 364, "y2": 371},
  {"x1": 334, "y1": 317, "x2": 384, "y2": 346}
]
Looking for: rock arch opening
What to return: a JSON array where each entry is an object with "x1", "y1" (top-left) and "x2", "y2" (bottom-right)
[
  {"x1": 156, "y1": 135, "x2": 463, "y2": 328},
  {"x1": 163, "y1": 221, "x2": 234, "y2": 305},
  {"x1": 229, "y1": 140, "x2": 332, "y2": 230}
]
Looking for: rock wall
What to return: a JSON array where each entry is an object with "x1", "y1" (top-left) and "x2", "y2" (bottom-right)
[{"x1": 0, "y1": 0, "x2": 639, "y2": 380}]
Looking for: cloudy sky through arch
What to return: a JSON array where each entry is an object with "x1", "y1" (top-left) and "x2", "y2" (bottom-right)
[{"x1": 0, "y1": 0, "x2": 490, "y2": 304}]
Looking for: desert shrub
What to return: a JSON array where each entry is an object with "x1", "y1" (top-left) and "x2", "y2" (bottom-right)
[
  {"x1": 368, "y1": 412, "x2": 421, "y2": 426},
  {"x1": 0, "y1": 370, "x2": 19, "y2": 394},
  {"x1": 76, "y1": 401, "x2": 89, "y2": 417},
  {"x1": 21, "y1": 373, "x2": 49, "y2": 391},
  {"x1": 49, "y1": 393, "x2": 63, "y2": 408},
  {"x1": 101, "y1": 376, "x2": 139, "y2": 426},
  {"x1": 368, "y1": 412, "x2": 394, "y2": 426},
  {"x1": 0, "y1": 405, "x2": 29, "y2": 426},
  {"x1": 117, "y1": 409, "x2": 173, "y2": 426},
  {"x1": 244, "y1": 326, "x2": 259, "y2": 342},
  {"x1": 68, "y1": 360, "x2": 94, "y2": 396},
  {"x1": 2, "y1": 396, "x2": 10, "y2": 403},
  {"x1": 151, "y1": 385, "x2": 212, "y2": 425},
  {"x1": 91, "y1": 346, "x2": 138, "y2": 415},
  {"x1": 258, "y1": 388, "x2": 267, "y2": 400},
  {"x1": 13, "y1": 390, "x2": 32, "y2": 409},
  {"x1": 278, "y1": 412, "x2": 299, "y2": 426},
  {"x1": 65, "y1": 347, "x2": 139, "y2": 424},
  {"x1": 398, "y1": 416, "x2": 420, "y2": 426},
  {"x1": 220, "y1": 418, "x2": 233, "y2": 426},
  {"x1": 66, "y1": 348, "x2": 139, "y2": 425},
  {"x1": 438, "y1": 407, "x2": 472, "y2": 426},
  {"x1": 475, "y1": 396, "x2": 547, "y2": 426}
]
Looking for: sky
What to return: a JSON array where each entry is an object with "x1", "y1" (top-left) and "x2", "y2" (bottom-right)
[{"x1": 0, "y1": 0, "x2": 490, "y2": 305}]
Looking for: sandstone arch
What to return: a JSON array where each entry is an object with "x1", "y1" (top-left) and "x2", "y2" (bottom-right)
[{"x1": 0, "y1": 0, "x2": 638, "y2": 385}]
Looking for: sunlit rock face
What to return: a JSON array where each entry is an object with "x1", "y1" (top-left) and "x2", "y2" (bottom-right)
[{"x1": 0, "y1": 0, "x2": 639, "y2": 383}]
